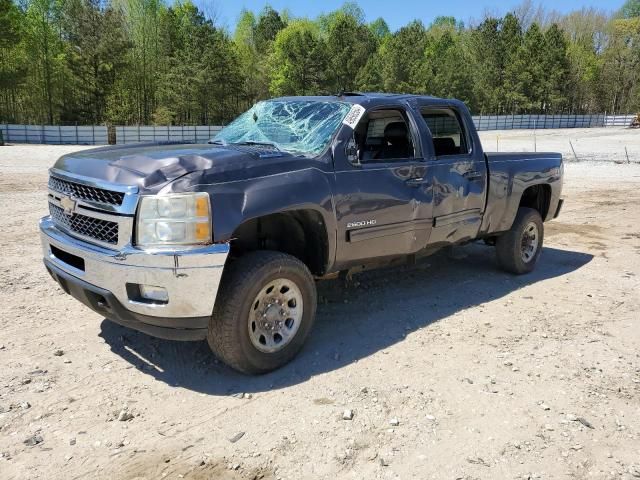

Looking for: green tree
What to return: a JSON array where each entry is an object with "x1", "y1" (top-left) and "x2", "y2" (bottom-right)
[
  {"x1": 504, "y1": 23, "x2": 547, "y2": 112},
  {"x1": 153, "y1": 1, "x2": 242, "y2": 124},
  {"x1": 269, "y1": 20, "x2": 327, "y2": 96},
  {"x1": 469, "y1": 17, "x2": 504, "y2": 113},
  {"x1": 368, "y1": 17, "x2": 390, "y2": 39},
  {"x1": 0, "y1": 0, "x2": 27, "y2": 122},
  {"x1": 355, "y1": 51, "x2": 384, "y2": 91},
  {"x1": 254, "y1": 6, "x2": 285, "y2": 54},
  {"x1": 234, "y1": 9, "x2": 267, "y2": 108},
  {"x1": 111, "y1": 0, "x2": 164, "y2": 124},
  {"x1": 423, "y1": 21, "x2": 474, "y2": 105},
  {"x1": 599, "y1": 17, "x2": 640, "y2": 113},
  {"x1": 326, "y1": 11, "x2": 375, "y2": 92},
  {"x1": 234, "y1": 8, "x2": 256, "y2": 47},
  {"x1": 318, "y1": 1, "x2": 365, "y2": 33},
  {"x1": 560, "y1": 8, "x2": 608, "y2": 112},
  {"x1": 379, "y1": 20, "x2": 428, "y2": 93},
  {"x1": 620, "y1": 0, "x2": 640, "y2": 19},
  {"x1": 499, "y1": 13, "x2": 525, "y2": 112},
  {"x1": 60, "y1": 0, "x2": 130, "y2": 123},
  {"x1": 542, "y1": 23, "x2": 571, "y2": 112},
  {"x1": 23, "y1": 0, "x2": 66, "y2": 124}
]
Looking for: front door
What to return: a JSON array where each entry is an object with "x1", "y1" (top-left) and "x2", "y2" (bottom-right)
[{"x1": 332, "y1": 106, "x2": 432, "y2": 269}]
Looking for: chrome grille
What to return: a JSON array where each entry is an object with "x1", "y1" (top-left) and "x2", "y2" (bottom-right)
[
  {"x1": 49, "y1": 176, "x2": 125, "y2": 206},
  {"x1": 49, "y1": 203, "x2": 119, "y2": 245}
]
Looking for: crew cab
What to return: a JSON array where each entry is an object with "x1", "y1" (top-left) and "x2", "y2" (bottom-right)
[{"x1": 40, "y1": 93, "x2": 564, "y2": 374}]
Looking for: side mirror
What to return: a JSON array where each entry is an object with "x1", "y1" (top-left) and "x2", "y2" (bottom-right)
[{"x1": 345, "y1": 135, "x2": 362, "y2": 167}]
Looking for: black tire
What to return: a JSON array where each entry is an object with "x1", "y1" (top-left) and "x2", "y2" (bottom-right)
[
  {"x1": 495, "y1": 207, "x2": 544, "y2": 274},
  {"x1": 207, "y1": 251, "x2": 317, "y2": 375}
]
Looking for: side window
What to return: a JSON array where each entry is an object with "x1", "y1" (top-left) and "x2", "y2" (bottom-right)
[
  {"x1": 355, "y1": 109, "x2": 415, "y2": 162},
  {"x1": 422, "y1": 108, "x2": 470, "y2": 157}
]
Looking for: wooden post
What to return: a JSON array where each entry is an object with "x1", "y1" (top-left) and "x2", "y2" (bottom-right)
[{"x1": 569, "y1": 140, "x2": 578, "y2": 161}]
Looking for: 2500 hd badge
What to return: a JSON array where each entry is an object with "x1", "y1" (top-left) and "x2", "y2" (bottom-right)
[{"x1": 347, "y1": 220, "x2": 377, "y2": 229}]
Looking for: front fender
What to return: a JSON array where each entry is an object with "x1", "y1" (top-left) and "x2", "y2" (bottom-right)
[{"x1": 169, "y1": 165, "x2": 337, "y2": 269}]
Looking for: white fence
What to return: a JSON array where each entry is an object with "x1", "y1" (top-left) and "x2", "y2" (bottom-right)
[
  {"x1": 472, "y1": 114, "x2": 636, "y2": 131},
  {"x1": 604, "y1": 115, "x2": 638, "y2": 127},
  {"x1": 114, "y1": 125, "x2": 222, "y2": 144},
  {"x1": 1, "y1": 124, "x2": 108, "y2": 145},
  {"x1": 1, "y1": 114, "x2": 637, "y2": 145}
]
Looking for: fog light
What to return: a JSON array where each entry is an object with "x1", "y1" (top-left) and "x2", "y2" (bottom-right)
[{"x1": 139, "y1": 285, "x2": 169, "y2": 303}]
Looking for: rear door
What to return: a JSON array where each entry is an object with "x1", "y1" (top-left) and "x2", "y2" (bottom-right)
[
  {"x1": 419, "y1": 104, "x2": 488, "y2": 246},
  {"x1": 332, "y1": 105, "x2": 432, "y2": 268}
]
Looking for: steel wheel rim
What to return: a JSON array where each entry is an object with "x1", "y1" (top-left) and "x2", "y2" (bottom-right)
[
  {"x1": 520, "y1": 222, "x2": 539, "y2": 263},
  {"x1": 248, "y1": 278, "x2": 303, "y2": 354}
]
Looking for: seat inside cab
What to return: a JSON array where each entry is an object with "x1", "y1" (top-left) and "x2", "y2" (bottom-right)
[{"x1": 355, "y1": 109, "x2": 415, "y2": 161}]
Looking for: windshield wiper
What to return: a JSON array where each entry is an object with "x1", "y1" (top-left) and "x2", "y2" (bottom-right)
[
  {"x1": 208, "y1": 139, "x2": 227, "y2": 146},
  {"x1": 231, "y1": 140, "x2": 282, "y2": 151}
]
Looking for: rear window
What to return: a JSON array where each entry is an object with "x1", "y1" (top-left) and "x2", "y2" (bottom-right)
[{"x1": 422, "y1": 108, "x2": 470, "y2": 157}]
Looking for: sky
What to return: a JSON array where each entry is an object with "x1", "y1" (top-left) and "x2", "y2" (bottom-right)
[{"x1": 198, "y1": 0, "x2": 625, "y2": 32}]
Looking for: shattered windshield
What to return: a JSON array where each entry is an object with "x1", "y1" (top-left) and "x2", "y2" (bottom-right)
[{"x1": 212, "y1": 100, "x2": 352, "y2": 156}]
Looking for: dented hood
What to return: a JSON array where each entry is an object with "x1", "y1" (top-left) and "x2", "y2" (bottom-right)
[{"x1": 51, "y1": 142, "x2": 296, "y2": 194}]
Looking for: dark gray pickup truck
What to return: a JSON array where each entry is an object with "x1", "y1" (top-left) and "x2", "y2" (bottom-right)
[{"x1": 40, "y1": 93, "x2": 563, "y2": 374}]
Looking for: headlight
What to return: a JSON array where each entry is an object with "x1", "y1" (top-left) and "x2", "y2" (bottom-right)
[{"x1": 136, "y1": 193, "x2": 212, "y2": 247}]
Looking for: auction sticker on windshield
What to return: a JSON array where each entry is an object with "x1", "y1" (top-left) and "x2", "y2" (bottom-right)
[{"x1": 342, "y1": 104, "x2": 366, "y2": 129}]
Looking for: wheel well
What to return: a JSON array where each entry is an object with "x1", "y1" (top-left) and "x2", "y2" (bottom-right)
[
  {"x1": 229, "y1": 210, "x2": 329, "y2": 276},
  {"x1": 519, "y1": 184, "x2": 551, "y2": 220}
]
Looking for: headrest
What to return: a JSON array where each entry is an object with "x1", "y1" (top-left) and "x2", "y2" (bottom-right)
[
  {"x1": 384, "y1": 122, "x2": 408, "y2": 141},
  {"x1": 433, "y1": 137, "x2": 457, "y2": 155}
]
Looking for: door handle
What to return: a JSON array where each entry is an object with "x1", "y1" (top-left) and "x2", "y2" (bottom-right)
[
  {"x1": 463, "y1": 171, "x2": 483, "y2": 181},
  {"x1": 405, "y1": 177, "x2": 424, "y2": 187}
]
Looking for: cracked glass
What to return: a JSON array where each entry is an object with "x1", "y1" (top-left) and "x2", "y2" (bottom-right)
[{"x1": 212, "y1": 100, "x2": 352, "y2": 156}]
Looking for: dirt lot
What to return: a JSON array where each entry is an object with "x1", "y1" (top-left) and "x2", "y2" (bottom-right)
[
  {"x1": 1, "y1": 128, "x2": 639, "y2": 480},
  {"x1": 478, "y1": 127, "x2": 640, "y2": 163}
]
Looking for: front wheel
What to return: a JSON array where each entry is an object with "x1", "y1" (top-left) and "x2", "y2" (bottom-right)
[
  {"x1": 207, "y1": 251, "x2": 317, "y2": 375},
  {"x1": 495, "y1": 207, "x2": 544, "y2": 274}
]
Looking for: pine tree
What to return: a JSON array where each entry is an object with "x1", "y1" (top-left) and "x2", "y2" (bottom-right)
[
  {"x1": 61, "y1": 0, "x2": 130, "y2": 123},
  {"x1": 326, "y1": 12, "x2": 375, "y2": 93},
  {"x1": 0, "y1": 0, "x2": 27, "y2": 122},
  {"x1": 543, "y1": 24, "x2": 571, "y2": 112},
  {"x1": 379, "y1": 20, "x2": 428, "y2": 93},
  {"x1": 254, "y1": 6, "x2": 286, "y2": 54},
  {"x1": 269, "y1": 20, "x2": 327, "y2": 96}
]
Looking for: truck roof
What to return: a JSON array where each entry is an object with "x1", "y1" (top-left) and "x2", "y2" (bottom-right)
[{"x1": 272, "y1": 92, "x2": 455, "y2": 106}]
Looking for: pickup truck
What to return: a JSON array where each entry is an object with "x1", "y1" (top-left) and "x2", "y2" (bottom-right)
[{"x1": 40, "y1": 93, "x2": 564, "y2": 374}]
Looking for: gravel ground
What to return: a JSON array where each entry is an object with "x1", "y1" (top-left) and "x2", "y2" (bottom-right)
[
  {"x1": 478, "y1": 127, "x2": 640, "y2": 163},
  {"x1": 0, "y1": 129, "x2": 639, "y2": 480}
]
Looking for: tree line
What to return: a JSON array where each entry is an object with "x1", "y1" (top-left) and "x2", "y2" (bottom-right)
[{"x1": 1, "y1": 0, "x2": 639, "y2": 126}]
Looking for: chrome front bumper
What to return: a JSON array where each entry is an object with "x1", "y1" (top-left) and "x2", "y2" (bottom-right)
[{"x1": 40, "y1": 216, "x2": 229, "y2": 339}]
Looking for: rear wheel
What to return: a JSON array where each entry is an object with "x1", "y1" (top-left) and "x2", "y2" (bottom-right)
[
  {"x1": 207, "y1": 251, "x2": 317, "y2": 374},
  {"x1": 495, "y1": 207, "x2": 544, "y2": 274}
]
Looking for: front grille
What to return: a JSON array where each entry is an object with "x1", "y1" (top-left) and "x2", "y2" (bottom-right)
[
  {"x1": 49, "y1": 203, "x2": 119, "y2": 245},
  {"x1": 49, "y1": 176, "x2": 125, "y2": 206}
]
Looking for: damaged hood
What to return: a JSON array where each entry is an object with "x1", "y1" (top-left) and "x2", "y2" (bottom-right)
[{"x1": 51, "y1": 142, "x2": 300, "y2": 194}]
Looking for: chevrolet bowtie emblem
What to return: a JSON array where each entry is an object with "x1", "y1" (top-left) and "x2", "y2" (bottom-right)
[{"x1": 59, "y1": 195, "x2": 77, "y2": 216}]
